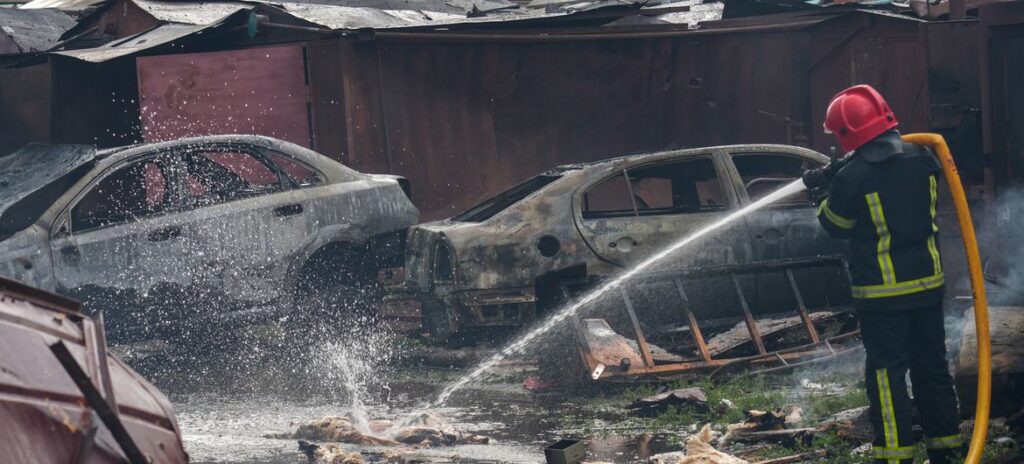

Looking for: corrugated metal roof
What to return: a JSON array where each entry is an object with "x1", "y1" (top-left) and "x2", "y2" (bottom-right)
[
  {"x1": 274, "y1": 2, "x2": 468, "y2": 29},
  {"x1": 18, "y1": 0, "x2": 104, "y2": 10},
  {"x1": 252, "y1": 0, "x2": 519, "y2": 14},
  {"x1": 53, "y1": 23, "x2": 210, "y2": 61},
  {"x1": 132, "y1": 0, "x2": 251, "y2": 24},
  {"x1": 0, "y1": 7, "x2": 75, "y2": 54}
]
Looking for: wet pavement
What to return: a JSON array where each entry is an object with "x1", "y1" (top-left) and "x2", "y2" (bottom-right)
[
  {"x1": 167, "y1": 370, "x2": 680, "y2": 463},
  {"x1": 117, "y1": 327, "x2": 682, "y2": 464}
]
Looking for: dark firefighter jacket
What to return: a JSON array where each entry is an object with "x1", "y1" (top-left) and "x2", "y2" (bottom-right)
[{"x1": 817, "y1": 130, "x2": 944, "y2": 311}]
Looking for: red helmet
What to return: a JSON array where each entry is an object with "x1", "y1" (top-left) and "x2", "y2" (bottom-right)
[{"x1": 823, "y1": 84, "x2": 899, "y2": 152}]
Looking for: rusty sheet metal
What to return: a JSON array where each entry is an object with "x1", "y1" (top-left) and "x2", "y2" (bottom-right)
[
  {"x1": 981, "y1": 3, "x2": 1024, "y2": 187},
  {"x1": 274, "y1": 2, "x2": 469, "y2": 29},
  {"x1": 0, "y1": 277, "x2": 187, "y2": 463},
  {"x1": 573, "y1": 257, "x2": 861, "y2": 381},
  {"x1": 54, "y1": 24, "x2": 210, "y2": 63},
  {"x1": 137, "y1": 45, "x2": 312, "y2": 147},
  {"x1": 19, "y1": 0, "x2": 104, "y2": 10},
  {"x1": 0, "y1": 64, "x2": 51, "y2": 155},
  {"x1": 132, "y1": 0, "x2": 251, "y2": 24},
  {"x1": 0, "y1": 8, "x2": 76, "y2": 55},
  {"x1": 372, "y1": 33, "x2": 809, "y2": 220},
  {"x1": 336, "y1": 10, "x2": 934, "y2": 220}
]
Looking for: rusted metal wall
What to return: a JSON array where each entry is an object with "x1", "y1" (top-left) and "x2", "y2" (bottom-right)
[
  {"x1": 52, "y1": 57, "x2": 141, "y2": 148},
  {"x1": 307, "y1": 38, "x2": 348, "y2": 163},
  {"x1": 926, "y1": 20, "x2": 983, "y2": 186},
  {"x1": 980, "y1": 2, "x2": 1024, "y2": 188},
  {"x1": 0, "y1": 62, "x2": 51, "y2": 155},
  {"x1": 335, "y1": 13, "x2": 938, "y2": 221},
  {"x1": 807, "y1": 16, "x2": 932, "y2": 153},
  {"x1": 136, "y1": 45, "x2": 312, "y2": 147}
]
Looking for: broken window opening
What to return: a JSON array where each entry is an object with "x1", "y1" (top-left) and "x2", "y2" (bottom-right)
[
  {"x1": 266, "y1": 151, "x2": 323, "y2": 188},
  {"x1": 433, "y1": 242, "x2": 455, "y2": 282},
  {"x1": 0, "y1": 163, "x2": 94, "y2": 241},
  {"x1": 452, "y1": 174, "x2": 562, "y2": 223},
  {"x1": 732, "y1": 153, "x2": 822, "y2": 204},
  {"x1": 583, "y1": 157, "x2": 727, "y2": 219},
  {"x1": 180, "y1": 149, "x2": 282, "y2": 208},
  {"x1": 72, "y1": 160, "x2": 171, "y2": 232}
]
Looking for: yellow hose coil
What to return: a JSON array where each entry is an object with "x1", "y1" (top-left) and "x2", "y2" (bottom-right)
[{"x1": 902, "y1": 133, "x2": 990, "y2": 464}]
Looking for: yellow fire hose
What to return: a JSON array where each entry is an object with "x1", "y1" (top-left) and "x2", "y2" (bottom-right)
[{"x1": 902, "y1": 133, "x2": 991, "y2": 463}]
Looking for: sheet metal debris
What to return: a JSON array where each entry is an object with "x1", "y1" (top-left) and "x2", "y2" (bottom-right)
[
  {"x1": 627, "y1": 387, "x2": 709, "y2": 415},
  {"x1": 573, "y1": 257, "x2": 862, "y2": 381},
  {"x1": 0, "y1": 8, "x2": 76, "y2": 55},
  {"x1": 0, "y1": 276, "x2": 188, "y2": 463},
  {"x1": 132, "y1": 0, "x2": 252, "y2": 24},
  {"x1": 53, "y1": 23, "x2": 212, "y2": 62}
]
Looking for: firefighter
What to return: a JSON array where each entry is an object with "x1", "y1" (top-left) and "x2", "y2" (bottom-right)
[{"x1": 802, "y1": 84, "x2": 962, "y2": 464}]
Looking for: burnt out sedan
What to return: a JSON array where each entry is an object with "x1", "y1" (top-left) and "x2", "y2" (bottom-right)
[
  {"x1": 405, "y1": 145, "x2": 848, "y2": 340},
  {"x1": 0, "y1": 135, "x2": 417, "y2": 341}
]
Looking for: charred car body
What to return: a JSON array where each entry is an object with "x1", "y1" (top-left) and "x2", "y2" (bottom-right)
[
  {"x1": 405, "y1": 145, "x2": 847, "y2": 339},
  {"x1": 0, "y1": 135, "x2": 417, "y2": 340}
]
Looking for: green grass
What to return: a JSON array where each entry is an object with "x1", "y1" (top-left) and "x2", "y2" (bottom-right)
[
  {"x1": 801, "y1": 387, "x2": 869, "y2": 423},
  {"x1": 555, "y1": 369, "x2": 1021, "y2": 464}
]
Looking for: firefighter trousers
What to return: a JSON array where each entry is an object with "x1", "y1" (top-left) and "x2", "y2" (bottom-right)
[{"x1": 858, "y1": 303, "x2": 962, "y2": 464}]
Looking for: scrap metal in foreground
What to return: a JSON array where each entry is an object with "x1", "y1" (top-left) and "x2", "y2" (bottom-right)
[
  {"x1": 573, "y1": 256, "x2": 862, "y2": 381},
  {"x1": 0, "y1": 276, "x2": 188, "y2": 463}
]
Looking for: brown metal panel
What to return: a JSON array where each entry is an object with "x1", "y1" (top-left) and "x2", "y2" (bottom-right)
[
  {"x1": 333, "y1": 12, "x2": 935, "y2": 220},
  {"x1": 662, "y1": 30, "x2": 804, "y2": 148},
  {"x1": 0, "y1": 62, "x2": 52, "y2": 154},
  {"x1": 307, "y1": 38, "x2": 347, "y2": 163},
  {"x1": 987, "y1": 24, "x2": 1024, "y2": 186},
  {"x1": 52, "y1": 57, "x2": 141, "y2": 148},
  {"x1": 808, "y1": 15, "x2": 927, "y2": 155},
  {"x1": 374, "y1": 38, "x2": 673, "y2": 220},
  {"x1": 339, "y1": 39, "x2": 390, "y2": 174},
  {"x1": 137, "y1": 45, "x2": 311, "y2": 147},
  {"x1": 0, "y1": 276, "x2": 187, "y2": 463}
]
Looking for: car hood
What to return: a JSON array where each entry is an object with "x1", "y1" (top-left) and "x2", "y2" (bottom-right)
[{"x1": 0, "y1": 144, "x2": 98, "y2": 240}]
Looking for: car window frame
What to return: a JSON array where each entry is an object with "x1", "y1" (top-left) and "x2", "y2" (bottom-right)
[
  {"x1": 577, "y1": 152, "x2": 736, "y2": 221},
  {"x1": 62, "y1": 151, "x2": 183, "y2": 236},
  {"x1": 174, "y1": 143, "x2": 288, "y2": 207},
  {"x1": 256, "y1": 147, "x2": 327, "y2": 189},
  {"x1": 726, "y1": 149, "x2": 827, "y2": 209}
]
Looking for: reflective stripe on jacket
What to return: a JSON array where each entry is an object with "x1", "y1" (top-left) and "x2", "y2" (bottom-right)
[{"x1": 817, "y1": 130, "x2": 944, "y2": 310}]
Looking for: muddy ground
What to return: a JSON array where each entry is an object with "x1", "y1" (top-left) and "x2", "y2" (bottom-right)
[{"x1": 113, "y1": 321, "x2": 887, "y2": 464}]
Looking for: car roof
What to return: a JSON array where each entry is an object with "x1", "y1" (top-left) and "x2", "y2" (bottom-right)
[{"x1": 547, "y1": 144, "x2": 827, "y2": 173}]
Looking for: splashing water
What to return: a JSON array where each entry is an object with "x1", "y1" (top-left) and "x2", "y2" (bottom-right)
[
  {"x1": 308, "y1": 326, "x2": 396, "y2": 435},
  {"x1": 398, "y1": 179, "x2": 809, "y2": 423}
]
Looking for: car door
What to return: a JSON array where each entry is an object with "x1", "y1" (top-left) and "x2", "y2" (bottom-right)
[
  {"x1": 726, "y1": 149, "x2": 848, "y2": 310},
  {"x1": 574, "y1": 153, "x2": 757, "y2": 322},
  {"x1": 49, "y1": 152, "x2": 194, "y2": 322},
  {"x1": 171, "y1": 143, "x2": 318, "y2": 306},
  {"x1": 575, "y1": 153, "x2": 755, "y2": 270}
]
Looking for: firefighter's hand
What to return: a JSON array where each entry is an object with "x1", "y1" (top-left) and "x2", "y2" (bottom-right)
[{"x1": 802, "y1": 161, "x2": 843, "y2": 190}]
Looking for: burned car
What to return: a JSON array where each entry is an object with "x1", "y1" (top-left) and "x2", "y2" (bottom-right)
[
  {"x1": 405, "y1": 145, "x2": 847, "y2": 339},
  {"x1": 0, "y1": 135, "x2": 417, "y2": 340}
]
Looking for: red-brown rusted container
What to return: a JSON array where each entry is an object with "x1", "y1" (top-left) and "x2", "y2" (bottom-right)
[{"x1": 0, "y1": 277, "x2": 188, "y2": 463}]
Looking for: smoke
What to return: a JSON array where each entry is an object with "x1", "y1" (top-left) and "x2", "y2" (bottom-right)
[{"x1": 974, "y1": 186, "x2": 1024, "y2": 306}]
